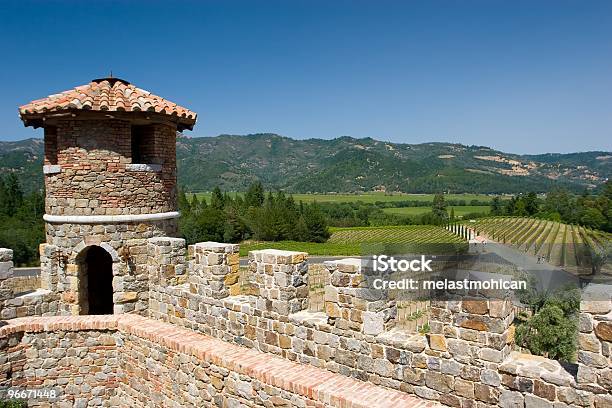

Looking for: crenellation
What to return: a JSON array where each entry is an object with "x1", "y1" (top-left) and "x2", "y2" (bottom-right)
[
  {"x1": 249, "y1": 249, "x2": 309, "y2": 316},
  {"x1": 137, "y1": 241, "x2": 612, "y2": 406}
]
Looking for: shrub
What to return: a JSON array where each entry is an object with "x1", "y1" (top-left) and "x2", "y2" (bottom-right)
[
  {"x1": 514, "y1": 283, "x2": 580, "y2": 362},
  {"x1": 0, "y1": 400, "x2": 28, "y2": 408},
  {"x1": 515, "y1": 304, "x2": 577, "y2": 362}
]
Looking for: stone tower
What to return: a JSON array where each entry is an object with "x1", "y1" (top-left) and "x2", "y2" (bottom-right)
[{"x1": 19, "y1": 77, "x2": 197, "y2": 315}]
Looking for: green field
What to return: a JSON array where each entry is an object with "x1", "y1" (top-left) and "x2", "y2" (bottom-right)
[
  {"x1": 383, "y1": 205, "x2": 490, "y2": 217},
  {"x1": 240, "y1": 225, "x2": 468, "y2": 256},
  {"x1": 193, "y1": 191, "x2": 493, "y2": 204}
]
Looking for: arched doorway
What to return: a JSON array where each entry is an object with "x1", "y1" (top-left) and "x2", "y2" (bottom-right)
[{"x1": 77, "y1": 245, "x2": 114, "y2": 315}]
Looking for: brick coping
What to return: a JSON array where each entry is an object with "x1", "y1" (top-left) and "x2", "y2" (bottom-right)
[{"x1": 0, "y1": 315, "x2": 441, "y2": 408}]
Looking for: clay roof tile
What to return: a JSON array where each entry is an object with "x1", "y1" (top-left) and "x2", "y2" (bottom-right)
[{"x1": 19, "y1": 77, "x2": 197, "y2": 130}]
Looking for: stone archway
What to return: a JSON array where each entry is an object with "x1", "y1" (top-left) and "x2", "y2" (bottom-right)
[{"x1": 76, "y1": 245, "x2": 114, "y2": 315}]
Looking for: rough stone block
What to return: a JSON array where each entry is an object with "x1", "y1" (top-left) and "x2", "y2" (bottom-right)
[
  {"x1": 462, "y1": 297, "x2": 489, "y2": 315},
  {"x1": 480, "y1": 369, "x2": 501, "y2": 387},
  {"x1": 595, "y1": 321, "x2": 612, "y2": 342},
  {"x1": 577, "y1": 350, "x2": 609, "y2": 368},
  {"x1": 579, "y1": 333, "x2": 601, "y2": 353},
  {"x1": 533, "y1": 380, "x2": 556, "y2": 401},
  {"x1": 499, "y1": 390, "x2": 524, "y2": 408},
  {"x1": 402, "y1": 367, "x2": 425, "y2": 386},
  {"x1": 474, "y1": 383, "x2": 499, "y2": 404},
  {"x1": 595, "y1": 394, "x2": 612, "y2": 408},
  {"x1": 362, "y1": 311, "x2": 384, "y2": 335},
  {"x1": 194, "y1": 241, "x2": 239, "y2": 254},
  {"x1": 578, "y1": 313, "x2": 594, "y2": 333},
  {"x1": 524, "y1": 394, "x2": 553, "y2": 408},
  {"x1": 427, "y1": 334, "x2": 447, "y2": 351},
  {"x1": 425, "y1": 371, "x2": 454, "y2": 393},
  {"x1": 454, "y1": 378, "x2": 474, "y2": 398},
  {"x1": 0, "y1": 261, "x2": 14, "y2": 279},
  {"x1": 581, "y1": 300, "x2": 611, "y2": 315},
  {"x1": 0, "y1": 248, "x2": 13, "y2": 262}
]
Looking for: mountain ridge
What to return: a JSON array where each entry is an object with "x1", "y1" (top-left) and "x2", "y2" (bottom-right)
[{"x1": 1, "y1": 134, "x2": 609, "y2": 194}]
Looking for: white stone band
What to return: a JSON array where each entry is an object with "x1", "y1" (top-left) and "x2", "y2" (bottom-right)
[
  {"x1": 43, "y1": 211, "x2": 180, "y2": 224},
  {"x1": 126, "y1": 163, "x2": 162, "y2": 172},
  {"x1": 43, "y1": 165, "x2": 61, "y2": 174}
]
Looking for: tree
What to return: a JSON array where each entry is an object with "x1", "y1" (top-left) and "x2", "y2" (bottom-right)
[
  {"x1": 245, "y1": 181, "x2": 265, "y2": 208},
  {"x1": 210, "y1": 186, "x2": 225, "y2": 210},
  {"x1": 292, "y1": 215, "x2": 310, "y2": 241},
  {"x1": 514, "y1": 199, "x2": 527, "y2": 216},
  {"x1": 196, "y1": 207, "x2": 226, "y2": 242},
  {"x1": 190, "y1": 195, "x2": 201, "y2": 214},
  {"x1": 505, "y1": 196, "x2": 517, "y2": 215},
  {"x1": 0, "y1": 174, "x2": 23, "y2": 216},
  {"x1": 223, "y1": 205, "x2": 245, "y2": 243},
  {"x1": 490, "y1": 196, "x2": 503, "y2": 216},
  {"x1": 580, "y1": 207, "x2": 606, "y2": 230},
  {"x1": 515, "y1": 283, "x2": 580, "y2": 362},
  {"x1": 177, "y1": 188, "x2": 191, "y2": 214},
  {"x1": 302, "y1": 204, "x2": 330, "y2": 242},
  {"x1": 543, "y1": 189, "x2": 574, "y2": 223},
  {"x1": 431, "y1": 193, "x2": 448, "y2": 220},
  {"x1": 524, "y1": 192, "x2": 539, "y2": 215},
  {"x1": 0, "y1": 175, "x2": 44, "y2": 265},
  {"x1": 591, "y1": 242, "x2": 612, "y2": 275}
]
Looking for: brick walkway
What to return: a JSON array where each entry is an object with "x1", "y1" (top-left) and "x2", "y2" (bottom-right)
[{"x1": 1, "y1": 314, "x2": 441, "y2": 408}]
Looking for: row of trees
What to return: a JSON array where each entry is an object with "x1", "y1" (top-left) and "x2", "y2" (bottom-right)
[
  {"x1": 489, "y1": 181, "x2": 612, "y2": 231},
  {"x1": 0, "y1": 174, "x2": 45, "y2": 265},
  {"x1": 178, "y1": 182, "x2": 331, "y2": 245},
  {"x1": 316, "y1": 193, "x2": 489, "y2": 228}
]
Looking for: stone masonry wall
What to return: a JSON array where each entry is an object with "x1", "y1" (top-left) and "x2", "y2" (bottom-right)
[
  {"x1": 0, "y1": 249, "x2": 57, "y2": 320},
  {"x1": 8, "y1": 276, "x2": 41, "y2": 296},
  {"x1": 578, "y1": 285, "x2": 612, "y2": 395},
  {"x1": 34, "y1": 117, "x2": 180, "y2": 317},
  {"x1": 147, "y1": 243, "x2": 612, "y2": 408},
  {"x1": 39, "y1": 219, "x2": 176, "y2": 315},
  {"x1": 1, "y1": 236, "x2": 610, "y2": 406},
  {"x1": 0, "y1": 315, "x2": 427, "y2": 408},
  {"x1": 0, "y1": 249, "x2": 14, "y2": 306},
  {"x1": 44, "y1": 119, "x2": 177, "y2": 217},
  {"x1": 0, "y1": 320, "x2": 123, "y2": 407}
]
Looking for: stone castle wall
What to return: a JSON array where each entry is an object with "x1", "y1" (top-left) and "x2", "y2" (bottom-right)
[
  {"x1": 44, "y1": 119, "x2": 177, "y2": 217},
  {"x1": 0, "y1": 315, "x2": 424, "y2": 408},
  {"x1": 0, "y1": 249, "x2": 57, "y2": 320},
  {"x1": 146, "y1": 241, "x2": 612, "y2": 408},
  {"x1": 0, "y1": 327, "x2": 122, "y2": 407},
  {"x1": 1, "y1": 240, "x2": 611, "y2": 407}
]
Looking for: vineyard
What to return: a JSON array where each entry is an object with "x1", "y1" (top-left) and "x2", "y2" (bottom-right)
[
  {"x1": 240, "y1": 225, "x2": 468, "y2": 256},
  {"x1": 466, "y1": 217, "x2": 611, "y2": 276}
]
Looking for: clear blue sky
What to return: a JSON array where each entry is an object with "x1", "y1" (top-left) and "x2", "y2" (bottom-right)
[{"x1": 1, "y1": 0, "x2": 611, "y2": 154}]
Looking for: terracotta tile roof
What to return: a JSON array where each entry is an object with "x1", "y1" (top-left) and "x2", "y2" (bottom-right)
[{"x1": 19, "y1": 77, "x2": 197, "y2": 130}]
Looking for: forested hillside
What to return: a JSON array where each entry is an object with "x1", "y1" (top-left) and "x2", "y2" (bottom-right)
[{"x1": 1, "y1": 134, "x2": 609, "y2": 194}]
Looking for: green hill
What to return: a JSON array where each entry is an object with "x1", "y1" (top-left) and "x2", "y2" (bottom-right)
[{"x1": 1, "y1": 134, "x2": 610, "y2": 194}]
